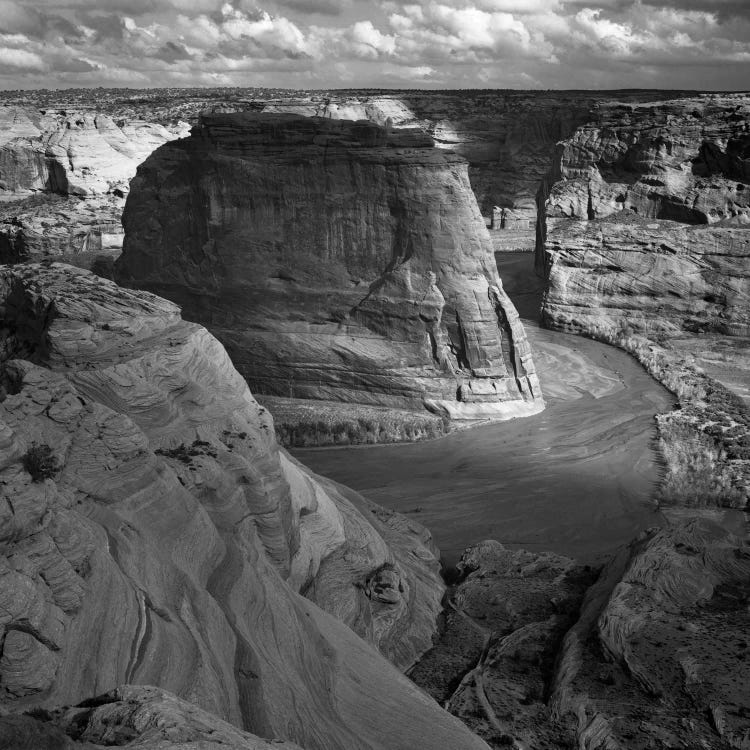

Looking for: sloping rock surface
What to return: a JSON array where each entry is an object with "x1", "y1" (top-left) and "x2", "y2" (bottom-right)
[
  {"x1": 552, "y1": 518, "x2": 750, "y2": 750},
  {"x1": 0, "y1": 263, "x2": 486, "y2": 750},
  {"x1": 0, "y1": 685, "x2": 304, "y2": 749},
  {"x1": 116, "y1": 113, "x2": 542, "y2": 419}
]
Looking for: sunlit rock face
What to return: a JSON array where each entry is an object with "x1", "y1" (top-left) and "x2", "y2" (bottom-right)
[
  {"x1": 0, "y1": 107, "x2": 187, "y2": 197},
  {"x1": 538, "y1": 94, "x2": 750, "y2": 336},
  {"x1": 259, "y1": 92, "x2": 597, "y2": 215},
  {"x1": 0, "y1": 263, "x2": 487, "y2": 750},
  {"x1": 116, "y1": 113, "x2": 542, "y2": 421},
  {"x1": 542, "y1": 215, "x2": 750, "y2": 336},
  {"x1": 0, "y1": 107, "x2": 187, "y2": 264}
]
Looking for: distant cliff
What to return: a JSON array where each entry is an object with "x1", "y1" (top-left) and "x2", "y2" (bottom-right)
[
  {"x1": 537, "y1": 94, "x2": 750, "y2": 336},
  {"x1": 0, "y1": 263, "x2": 488, "y2": 750},
  {"x1": 0, "y1": 107, "x2": 188, "y2": 263},
  {"x1": 116, "y1": 113, "x2": 543, "y2": 421}
]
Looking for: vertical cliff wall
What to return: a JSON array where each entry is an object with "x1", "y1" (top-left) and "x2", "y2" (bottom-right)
[
  {"x1": 537, "y1": 94, "x2": 750, "y2": 336},
  {"x1": 116, "y1": 113, "x2": 543, "y2": 420}
]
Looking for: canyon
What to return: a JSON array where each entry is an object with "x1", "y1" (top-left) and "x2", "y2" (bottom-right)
[
  {"x1": 0, "y1": 262, "x2": 484, "y2": 750},
  {"x1": 0, "y1": 87, "x2": 748, "y2": 750}
]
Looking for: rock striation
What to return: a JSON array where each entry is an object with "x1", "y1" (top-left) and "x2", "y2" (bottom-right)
[
  {"x1": 116, "y1": 112, "x2": 543, "y2": 420},
  {"x1": 0, "y1": 107, "x2": 187, "y2": 266},
  {"x1": 0, "y1": 107, "x2": 187, "y2": 198},
  {"x1": 537, "y1": 94, "x2": 750, "y2": 334},
  {"x1": 542, "y1": 214, "x2": 750, "y2": 337},
  {"x1": 0, "y1": 263, "x2": 487, "y2": 750}
]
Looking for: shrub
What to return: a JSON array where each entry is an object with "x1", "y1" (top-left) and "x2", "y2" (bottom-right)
[{"x1": 22, "y1": 442, "x2": 61, "y2": 482}]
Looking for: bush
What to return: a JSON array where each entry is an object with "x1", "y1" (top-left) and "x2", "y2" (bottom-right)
[{"x1": 22, "y1": 442, "x2": 60, "y2": 482}]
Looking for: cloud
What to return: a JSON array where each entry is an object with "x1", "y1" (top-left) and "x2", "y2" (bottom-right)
[
  {"x1": 0, "y1": 46, "x2": 45, "y2": 71},
  {"x1": 0, "y1": 0, "x2": 748, "y2": 90}
]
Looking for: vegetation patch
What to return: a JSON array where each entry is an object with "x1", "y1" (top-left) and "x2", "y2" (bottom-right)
[
  {"x1": 256, "y1": 396, "x2": 450, "y2": 448},
  {"x1": 577, "y1": 319, "x2": 749, "y2": 509},
  {"x1": 22, "y1": 442, "x2": 61, "y2": 482}
]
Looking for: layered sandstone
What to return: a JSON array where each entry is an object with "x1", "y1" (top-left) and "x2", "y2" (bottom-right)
[
  {"x1": 542, "y1": 214, "x2": 750, "y2": 337},
  {"x1": 116, "y1": 113, "x2": 542, "y2": 420},
  {"x1": 0, "y1": 106, "x2": 187, "y2": 266},
  {"x1": 537, "y1": 94, "x2": 750, "y2": 288},
  {"x1": 0, "y1": 263, "x2": 487, "y2": 750},
  {"x1": 0, "y1": 107, "x2": 188, "y2": 197}
]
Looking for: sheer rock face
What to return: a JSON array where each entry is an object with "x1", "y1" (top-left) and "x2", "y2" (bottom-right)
[
  {"x1": 0, "y1": 107, "x2": 186, "y2": 264},
  {"x1": 552, "y1": 519, "x2": 750, "y2": 750},
  {"x1": 116, "y1": 113, "x2": 542, "y2": 420},
  {"x1": 0, "y1": 107, "x2": 187, "y2": 198},
  {"x1": 538, "y1": 94, "x2": 750, "y2": 336},
  {"x1": 542, "y1": 215, "x2": 750, "y2": 336},
  {"x1": 0, "y1": 264, "x2": 487, "y2": 750}
]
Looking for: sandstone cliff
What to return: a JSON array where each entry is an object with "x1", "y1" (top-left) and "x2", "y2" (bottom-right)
[
  {"x1": 116, "y1": 113, "x2": 542, "y2": 420},
  {"x1": 0, "y1": 107, "x2": 187, "y2": 265},
  {"x1": 0, "y1": 107, "x2": 187, "y2": 198},
  {"x1": 0, "y1": 263, "x2": 487, "y2": 750},
  {"x1": 536, "y1": 94, "x2": 750, "y2": 510},
  {"x1": 537, "y1": 93, "x2": 750, "y2": 290},
  {"x1": 543, "y1": 214, "x2": 750, "y2": 337}
]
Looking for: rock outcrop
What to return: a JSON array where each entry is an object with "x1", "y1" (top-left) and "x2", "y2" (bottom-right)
[
  {"x1": 116, "y1": 113, "x2": 543, "y2": 420},
  {"x1": 542, "y1": 214, "x2": 750, "y2": 337},
  {"x1": 552, "y1": 518, "x2": 750, "y2": 749},
  {"x1": 0, "y1": 685, "x2": 305, "y2": 749},
  {"x1": 0, "y1": 263, "x2": 487, "y2": 750},
  {"x1": 409, "y1": 541, "x2": 596, "y2": 748},
  {"x1": 410, "y1": 521, "x2": 750, "y2": 749}
]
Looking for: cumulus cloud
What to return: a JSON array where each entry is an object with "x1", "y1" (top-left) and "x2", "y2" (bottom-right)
[{"x1": 0, "y1": 0, "x2": 748, "y2": 89}]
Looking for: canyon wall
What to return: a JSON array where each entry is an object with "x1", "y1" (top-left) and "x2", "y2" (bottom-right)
[
  {"x1": 116, "y1": 113, "x2": 542, "y2": 420},
  {"x1": 0, "y1": 263, "x2": 487, "y2": 750},
  {"x1": 538, "y1": 94, "x2": 750, "y2": 336},
  {"x1": 0, "y1": 107, "x2": 188, "y2": 263}
]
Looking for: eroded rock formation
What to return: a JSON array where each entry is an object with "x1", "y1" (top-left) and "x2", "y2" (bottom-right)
[
  {"x1": 543, "y1": 214, "x2": 750, "y2": 337},
  {"x1": 537, "y1": 94, "x2": 750, "y2": 334},
  {"x1": 0, "y1": 106, "x2": 188, "y2": 265},
  {"x1": 0, "y1": 263, "x2": 487, "y2": 750},
  {"x1": 552, "y1": 518, "x2": 750, "y2": 749},
  {"x1": 116, "y1": 113, "x2": 543, "y2": 420}
]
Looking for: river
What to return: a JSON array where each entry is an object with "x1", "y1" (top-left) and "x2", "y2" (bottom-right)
[{"x1": 294, "y1": 253, "x2": 676, "y2": 567}]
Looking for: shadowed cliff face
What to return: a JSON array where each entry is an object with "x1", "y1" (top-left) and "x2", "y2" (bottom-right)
[
  {"x1": 537, "y1": 95, "x2": 750, "y2": 337},
  {"x1": 116, "y1": 113, "x2": 543, "y2": 420},
  {"x1": 0, "y1": 263, "x2": 488, "y2": 750}
]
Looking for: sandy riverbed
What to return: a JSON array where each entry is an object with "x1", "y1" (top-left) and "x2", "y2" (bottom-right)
[{"x1": 294, "y1": 254, "x2": 680, "y2": 567}]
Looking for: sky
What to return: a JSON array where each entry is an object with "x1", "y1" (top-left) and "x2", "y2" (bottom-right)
[{"x1": 0, "y1": 0, "x2": 749, "y2": 90}]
